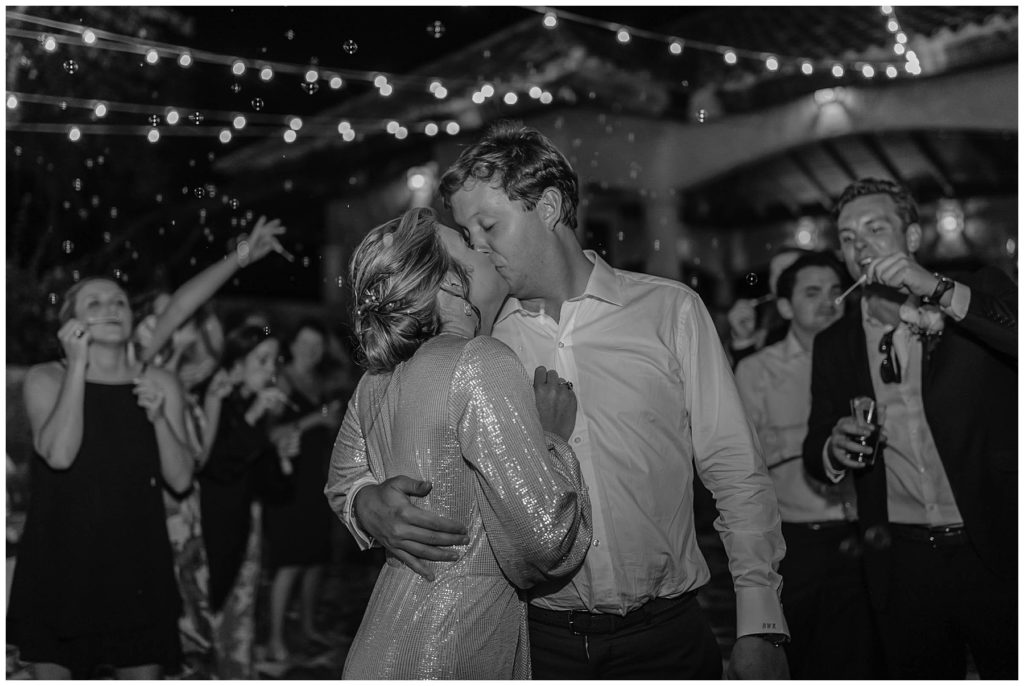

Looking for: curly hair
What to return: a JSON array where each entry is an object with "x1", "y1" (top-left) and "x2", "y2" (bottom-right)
[
  {"x1": 439, "y1": 119, "x2": 579, "y2": 229},
  {"x1": 349, "y1": 207, "x2": 473, "y2": 374},
  {"x1": 833, "y1": 178, "x2": 919, "y2": 229}
]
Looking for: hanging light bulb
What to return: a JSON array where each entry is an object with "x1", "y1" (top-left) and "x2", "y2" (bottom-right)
[
  {"x1": 259, "y1": 66, "x2": 274, "y2": 81},
  {"x1": 801, "y1": 61, "x2": 814, "y2": 75},
  {"x1": 765, "y1": 56, "x2": 779, "y2": 71},
  {"x1": 231, "y1": 60, "x2": 246, "y2": 76},
  {"x1": 723, "y1": 49, "x2": 738, "y2": 65},
  {"x1": 82, "y1": 29, "x2": 97, "y2": 45},
  {"x1": 668, "y1": 39, "x2": 683, "y2": 55},
  {"x1": 145, "y1": 49, "x2": 159, "y2": 64},
  {"x1": 178, "y1": 52, "x2": 192, "y2": 68},
  {"x1": 94, "y1": 102, "x2": 108, "y2": 117},
  {"x1": 542, "y1": 12, "x2": 557, "y2": 29},
  {"x1": 616, "y1": 28, "x2": 631, "y2": 44},
  {"x1": 147, "y1": 128, "x2": 160, "y2": 143}
]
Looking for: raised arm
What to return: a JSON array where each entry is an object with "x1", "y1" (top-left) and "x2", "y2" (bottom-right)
[
  {"x1": 324, "y1": 381, "x2": 470, "y2": 581},
  {"x1": 141, "y1": 216, "x2": 287, "y2": 363},
  {"x1": 455, "y1": 338, "x2": 591, "y2": 589}
]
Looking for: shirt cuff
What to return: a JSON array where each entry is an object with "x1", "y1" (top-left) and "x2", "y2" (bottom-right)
[
  {"x1": 735, "y1": 586, "x2": 789, "y2": 638},
  {"x1": 944, "y1": 283, "x2": 970, "y2": 321},
  {"x1": 822, "y1": 438, "x2": 846, "y2": 483},
  {"x1": 343, "y1": 475, "x2": 381, "y2": 550}
]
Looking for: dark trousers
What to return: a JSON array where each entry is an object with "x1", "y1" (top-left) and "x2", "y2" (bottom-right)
[
  {"x1": 876, "y1": 532, "x2": 1017, "y2": 679},
  {"x1": 779, "y1": 522, "x2": 884, "y2": 679},
  {"x1": 527, "y1": 593, "x2": 722, "y2": 679}
]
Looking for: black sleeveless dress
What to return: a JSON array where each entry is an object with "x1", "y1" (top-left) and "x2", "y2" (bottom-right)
[
  {"x1": 262, "y1": 388, "x2": 339, "y2": 569},
  {"x1": 7, "y1": 382, "x2": 182, "y2": 673}
]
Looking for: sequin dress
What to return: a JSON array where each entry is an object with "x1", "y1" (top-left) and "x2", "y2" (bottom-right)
[{"x1": 327, "y1": 334, "x2": 592, "y2": 679}]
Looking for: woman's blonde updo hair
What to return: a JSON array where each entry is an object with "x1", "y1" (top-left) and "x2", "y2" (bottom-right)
[{"x1": 349, "y1": 207, "x2": 472, "y2": 374}]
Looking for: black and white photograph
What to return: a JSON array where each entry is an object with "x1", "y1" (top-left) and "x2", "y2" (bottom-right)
[{"x1": 5, "y1": 3, "x2": 1017, "y2": 680}]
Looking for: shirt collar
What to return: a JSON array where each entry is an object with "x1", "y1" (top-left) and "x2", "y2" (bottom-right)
[{"x1": 494, "y1": 250, "x2": 624, "y2": 324}]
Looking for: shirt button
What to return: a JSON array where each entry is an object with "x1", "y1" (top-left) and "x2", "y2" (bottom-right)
[
  {"x1": 558, "y1": 341, "x2": 565, "y2": 349},
  {"x1": 592, "y1": 539, "x2": 600, "y2": 547},
  {"x1": 573, "y1": 437, "x2": 582, "y2": 445}
]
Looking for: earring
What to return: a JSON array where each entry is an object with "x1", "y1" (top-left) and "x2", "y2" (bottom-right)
[{"x1": 463, "y1": 303, "x2": 474, "y2": 317}]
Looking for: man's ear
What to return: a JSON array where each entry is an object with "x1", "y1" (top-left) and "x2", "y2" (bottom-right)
[
  {"x1": 538, "y1": 187, "x2": 562, "y2": 230},
  {"x1": 776, "y1": 297, "x2": 795, "y2": 321},
  {"x1": 905, "y1": 222, "x2": 923, "y2": 253}
]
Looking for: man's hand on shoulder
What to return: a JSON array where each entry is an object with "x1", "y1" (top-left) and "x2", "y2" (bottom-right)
[
  {"x1": 726, "y1": 635, "x2": 790, "y2": 679},
  {"x1": 354, "y1": 475, "x2": 470, "y2": 581}
]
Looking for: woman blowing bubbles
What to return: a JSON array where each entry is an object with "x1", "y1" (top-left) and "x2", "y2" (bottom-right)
[
  {"x1": 8, "y1": 277, "x2": 194, "y2": 678},
  {"x1": 326, "y1": 207, "x2": 592, "y2": 679}
]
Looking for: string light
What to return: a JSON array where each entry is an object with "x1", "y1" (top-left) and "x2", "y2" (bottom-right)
[
  {"x1": 82, "y1": 29, "x2": 96, "y2": 44},
  {"x1": 231, "y1": 59, "x2": 246, "y2": 76},
  {"x1": 329, "y1": 75, "x2": 343, "y2": 89},
  {"x1": 147, "y1": 128, "x2": 160, "y2": 143},
  {"x1": 379, "y1": 83, "x2": 393, "y2": 96},
  {"x1": 259, "y1": 66, "x2": 273, "y2": 80},
  {"x1": 503, "y1": 92, "x2": 518, "y2": 105},
  {"x1": 373, "y1": 74, "x2": 388, "y2": 88},
  {"x1": 218, "y1": 129, "x2": 232, "y2": 144},
  {"x1": 424, "y1": 122, "x2": 438, "y2": 136},
  {"x1": 801, "y1": 61, "x2": 814, "y2": 75},
  {"x1": 542, "y1": 11, "x2": 557, "y2": 28},
  {"x1": 283, "y1": 129, "x2": 296, "y2": 143},
  {"x1": 288, "y1": 116, "x2": 302, "y2": 131},
  {"x1": 723, "y1": 49, "x2": 737, "y2": 65},
  {"x1": 304, "y1": 69, "x2": 319, "y2": 83},
  {"x1": 886, "y1": 65, "x2": 898, "y2": 78},
  {"x1": 445, "y1": 121, "x2": 460, "y2": 135},
  {"x1": 480, "y1": 83, "x2": 495, "y2": 98},
  {"x1": 616, "y1": 28, "x2": 631, "y2": 44},
  {"x1": 831, "y1": 64, "x2": 845, "y2": 78},
  {"x1": 471, "y1": 91, "x2": 485, "y2": 104},
  {"x1": 7, "y1": 94, "x2": 18, "y2": 109},
  {"x1": 93, "y1": 102, "x2": 107, "y2": 117},
  {"x1": 528, "y1": 86, "x2": 542, "y2": 98},
  {"x1": 337, "y1": 120, "x2": 352, "y2": 134},
  {"x1": 144, "y1": 48, "x2": 159, "y2": 64},
  {"x1": 386, "y1": 120, "x2": 399, "y2": 134},
  {"x1": 232, "y1": 115, "x2": 246, "y2": 129},
  {"x1": 177, "y1": 52, "x2": 192, "y2": 68},
  {"x1": 68, "y1": 126, "x2": 81, "y2": 141},
  {"x1": 433, "y1": 86, "x2": 448, "y2": 99},
  {"x1": 341, "y1": 129, "x2": 355, "y2": 142},
  {"x1": 765, "y1": 55, "x2": 779, "y2": 71},
  {"x1": 165, "y1": 109, "x2": 180, "y2": 125},
  {"x1": 539, "y1": 91, "x2": 553, "y2": 104},
  {"x1": 668, "y1": 39, "x2": 683, "y2": 55},
  {"x1": 394, "y1": 126, "x2": 408, "y2": 140},
  {"x1": 861, "y1": 64, "x2": 875, "y2": 78}
]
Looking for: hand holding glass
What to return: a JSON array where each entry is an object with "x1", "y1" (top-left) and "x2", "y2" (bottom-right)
[{"x1": 847, "y1": 397, "x2": 881, "y2": 466}]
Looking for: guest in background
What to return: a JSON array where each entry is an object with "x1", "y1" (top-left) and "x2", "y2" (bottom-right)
[
  {"x1": 263, "y1": 319, "x2": 345, "y2": 662},
  {"x1": 8, "y1": 277, "x2": 193, "y2": 678},
  {"x1": 803, "y1": 178, "x2": 1017, "y2": 678},
  {"x1": 735, "y1": 251, "x2": 882, "y2": 678},
  {"x1": 197, "y1": 323, "x2": 296, "y2": 679},
  {"x1": 726, "y1": 247, "x2": 813, "y2": 367}
]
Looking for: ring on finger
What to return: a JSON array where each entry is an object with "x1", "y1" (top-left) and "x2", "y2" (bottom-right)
[{"x1": 74, "y1": 328, "x2": 85, "y2": 338}]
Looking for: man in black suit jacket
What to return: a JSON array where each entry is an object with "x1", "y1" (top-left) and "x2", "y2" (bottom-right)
[{"x1": 802, "y1": 178, "x2": 1017, "y2": 679}]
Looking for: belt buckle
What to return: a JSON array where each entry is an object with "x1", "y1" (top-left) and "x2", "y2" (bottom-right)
[{"x1": 568, "y1": 610, "x2": 582, "y2": 636}]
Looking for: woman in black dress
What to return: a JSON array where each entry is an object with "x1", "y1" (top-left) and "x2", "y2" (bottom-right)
[
  {"x1": 263, "y1": 319, "x2": 345, "y2": 660},
  {"x1": 197, "y1": 323, "x2": 293, "y2": 678},
  {"x1": 8, "y1": 277, "x2": 194, "y2": 679}
]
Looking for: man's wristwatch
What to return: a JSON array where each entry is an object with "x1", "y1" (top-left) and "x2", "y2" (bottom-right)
[
  {"x1": 922, "y1": 273, "x2": 954, "y2": 306},
  {"x1": 751, "y1": 633, "x2": 790, "y2": 647}
]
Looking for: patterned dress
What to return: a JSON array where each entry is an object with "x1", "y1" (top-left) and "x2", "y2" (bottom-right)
[{"x1": 327, "y1": 334, "x2": 592, "y2": 679}]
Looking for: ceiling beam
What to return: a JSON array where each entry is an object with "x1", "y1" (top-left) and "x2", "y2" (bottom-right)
[
  {"x1": 820, "y1": 139, "x2": 859, "y2": 184},
  {"x1": 786, "y1": 151, "x2": 834, "y2": 211},
  {"x1": 909, "y1": 132, "x2": 956, "y2": 196},
  {"x1": 858, "y1": 133, "x2": 909, "y2": 188}
]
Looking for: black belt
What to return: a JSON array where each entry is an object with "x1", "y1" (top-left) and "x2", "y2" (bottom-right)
[
  {"x1": 889, "y1": 523, "x2": 967, "y2": 548},
  {"x1": 528, "y1": 592, "x2": 695, "y2": 636}
]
